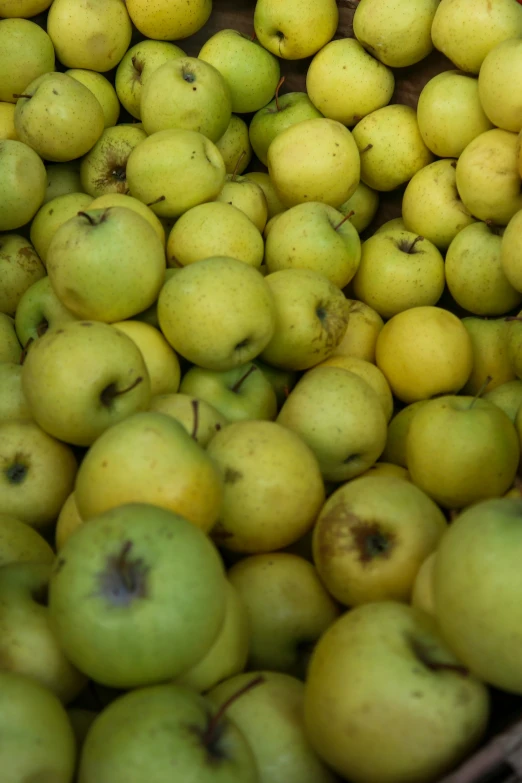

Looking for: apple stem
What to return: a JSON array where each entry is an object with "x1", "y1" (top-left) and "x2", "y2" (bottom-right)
[
  {"x1": 19, "y1": 337, "x2": 34, "y2": 365},
  {"x1": 505, "y1": 316, "x2": 522, "y2": 322},
  {"x1": 100, "y1": 376, "x2": 143, "y2": 407},
  {"x1": 274, "y1": 76, "x2": 285, "y2": 112},
  {"x1": 250, "y1": 30, "x2": 256, "y2": 42},
  {"x1": 146, "y1": 196, "x2": 166, "y2": 207},
  {"x1": 360, "y1": 144, "x2": 373, "y2": 153},
  {"x1": 404, "y1": 235, "x2": 424, "y2": 254},
  {"x1": 115, "y1": 541, "x2": 137, "y2": 592},
  {"x1": 333, "y1": 211, "x2": 355, "y2": 231},
  {"x1": 231, "y1": 150, "x2": 246, "y2": 181},
  {"x1": 468, "y1": 375, "x2": 492, "y2": 408},
  {"x1": 426, "y1": 661, "x2": 469, "y2": 676},
  {"x1": 191, "y1": 398, "x2": 200, "y2": 441},
  {"x1": 230, "y1": 364, "x2": 257, "y2": 393},
  {"x1": 77, "y1": 211, "x2": 97, "y2": 226},
  {"x1": 485, "y1": 219, "x2": 503, "y2": 236},
  {"x1": 201, "y1": 675, "x2": 264, "y2": 748},
  {"x1": 12, "y1": 93, "x2": 31, "y2": 99}
]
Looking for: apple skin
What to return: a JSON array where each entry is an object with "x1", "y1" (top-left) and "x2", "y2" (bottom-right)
[
  {"x1": 0, "y1": 133, "x2": 45, "y2": 250},
  {"x1": 254, "y1": 0, "x2": 338, "y2": 60},
  {"x1": 0, "y1": 514, "x2": 55, "y2": 567},
  {"x1": 49, "y1": 503, "x2": 227, "y2": 689},
  {"x1": 149, "y1": 393, "x2": 227, "y2": 448},
  {"x1": 338, "y1": 181, "x2": 379, "y2": 234},
  {"x1": 411, "y1": 551, "x2": 436, "y2": 616},
  {"x1": 216, "y1": 115, "x2": 252, "y2": 174},
  {"x1": 111, "y1": 320, "x2": 181, "y2": 398},
  {"x1": 30, "y1": 192, "x2": 93, "y2": 265},
  {"x1": 0, "y1": 234, "x2": 45, "y2": 317},
  {"x1": 501, "y1": 209, "x2": 522, "y2": 293},
  {"x1": 66, "y1": 69, "x2": 120, "y2": 128},
  {"x1": 461, "y1": 317, "x2": 515, "y2": 396},
  {"x1": 15, "y1": 276, "x2": 78, "y2": 348},
  {"x1": 249, "y1": 92, "x2": 323, "y2": 168},
  {"x1": 89, "y1": 193, "x2": 166, "y2": 248},
  {"x1": 316, "y1": 354, "x2": 393, "y2": 422},
  {"x1": 80, "y1": 124, "x2": 147, "y2": 200},
  {"x1": 330, "y1": 299, "x2": 383, "y2": 364},
  {"x1": 484, "y1": 380, "x2": 522, "y2": 424},
  {"x1": 216, "y1": 175, "x2": 268, "y2": 233},
  {"x1": 0, "y1": 363, "x2": 32, "y2": 424},
  {"x1": 125, "y1": 0, "x2": 212, "y2": 40},
  {"x1": 43, "y1": 161, "x2": 83, "y2": 204},
  {"x1": 380, "y1": 400, "x2": 430, "y2": 468},
  {"x1": 303, "y1": 602, "x2": 489, "y2": 783},
  {"x1": 55, "y1": 491, "x2": 84, "y2": 552},
  {"x1": 0, "y1": 101, "x2": 16, "y2": 139},
  {"x1": 0, "y1": 18, "x2": 55, "y2": 104}
]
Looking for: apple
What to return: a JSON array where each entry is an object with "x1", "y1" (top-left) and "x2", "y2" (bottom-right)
[
  {"x1": 330, "y1": 299, "x2": 383, "y2": 364},
  {"x1": 374, "y1": 217, "x2": 407, "y2": 234},
  {"x1": 46, "y1": 0, "x2": 132, "y2": 72},
  {"x1": 22, "y1": 320, "x2": 152, "y2": 446},
  {"x1": 0, "y1": 363, "x2": 31, "y2": 424},
  {"x1": 338, "y1": 181, "x2": 379, "y2": 234},
  {"x1": 352, "y1": 230, "x2": 445, "y2": 318},
  {"x1": 0, "y1": 316, "x2": 21, "y2": 365},
  {"x1": 228, "y1": 552, "x2": 339, "y2": 677},
  {"x1": 375, "y1": 306, "x2": 474, "y2": 404},
  {"x1": 252, "y1": 358, "x2": 297, "y2": 408},
  {"x1": 431, "y1": 0, "x2": 522, "y2": 74},
  {"x1": 0, "y1": 18, "x2": 54, "y2": 104},
  {"x1": 380, "y1": 400, "x2": 430, "y2": 468},
  {"x1": 55, "y1": 491, "x2": 84, "y2": 552},
  {"x1": 149, "y1": 393, "x2": 227, "y2": 447},
  {"x1": 0, "y1": 419, "x2": 77, "y2": 529},
  {"x1": 0, "y1": 0, "x2": 52, "y2": 14},
  {"x1": 158, "y1": 256, "x2": 275, "y2": 371},
  {"x1": 74, "y1": 411, "x2": 223, "y2": 531},
  {"x1": 80, "y1": 124, "x2": 147, "y2": 199},
  {"x1": 407, "y1": 395, "x2": 520, "y2": 509},
  {"x1": 304, "y1": 602, "x2": 489, "y2": 783},
  {"x1": 268, "y1": 118, "x2": 360, "y2": 208},
  {"x1": 264, "y1": 202, "x2": 361, "y2": 289},
  {"x1": 483, "y1": 379, "x2": 522, "y2": 423},
  {"x1": 359, "y1": 462, "x2": 410, "y2": 481},
  {"x1": 461, "y1": 317, "x2": 515, "y2": 395},
  {"x1": 417, "y1": 71, "x2": 494, "y2": 158},
  {"x1": 501, "y1": 208, "x2": 522, "y2": 292},
  {"x1": 78, "y1": 678, "x2": 259, "y2": 783},
  {"x1": 352, "y1": 104, "x2": 434, "y2": 192},
  {"x1": 88, "y1": 192, "x2": 165, "y2": 247},
  {"x1": 0, "y1": 671, "x2": 76, "y2": 783},
  {"x1": 199, "y1": 29, "x2": 281, "y2": 114},
  {"x1": 505, "y1": 311, "x2": 522, "y2": 379},
  {"x1": 277, "y1": 366, "x2": 387, "y2": 482},
  {"x1": 1, "y1": 235, "x2": 46, "y2": 320},
  {"x1": 49, "y1": 503, "x2": 227, "y2": 688},
  {"x1": 46, "y1": 207, "x2": 166, "y2": 322},
  {"x1": 312, "y1": 475, "x2": 446, "y2": 607},
  {"x1": 260, "y1": 268, "x2": 350, "y2": 370},
  {"x1": 254, "y1": 0, "x2": 339, "y2": 60},
  {"x1": 208, "y1": 671, "x2": 338, "y2": 783},
  {"x1": 15, "y1": 276, "x2": 78, "y2": 348},
  {"x1": 0, "y1": 139, "x2": 47, "y2": 231},
  {"x1": 126, "y1": 128, "x2": 226, "y2": 218},
  {"x1": 307, "y1": 37, "x2": 394, "y2": 126},
  {"x1": 0, "y1": 514, "x2": 54, "y2": 566},
  {"x1": 111, "y1": 320, "x2": 180, "y2": 398},
  {"x1": 456, "y1": 128, "x2": 522, "y2": 225},
  {"x1": 30, "y1": 191, "x2": 93, "y2": 264},
  {"x1": 0, "y1": 101, "x2": 17, "y2": 140},
  {"x1": 43, "y1": 161, "x2": 83, "y2": 203},
  {"x1": 411, "y1": 551, "x2": 437, "y2": 616},
  {"x1": 176, "y1": 580, "x2": 250, "y2": 692},
  {"x1": 445, "y1": 221, "x2": 521, "y2": 315},
  {"x1": 115, "y1": 39, "x2": 186, "y2": 120},
  {"x1": 66, "y1": 69, "x2": 120, "y2": 128},
  {"x1": 180, "y1": 363, "x2": 278, "y2": 423},
  {"x1": 353, "y1": 0, "x2": 439, "y2": 67},
  {"x1": 216, "y1": 115, "x2": 252, "y2": 175},
  {"x1": 216, "y1": 172, "x2": 268, "y2": 233},
  {"x1": 125, "y1": 0, "x2": 212, "y2": 40},
  {"x1": 316, "y1": 354, "x2": 393, "y2": 422},
  {"x1": 244, "y1": 172, "x2": 286, "y2": 218},
  {"x1": 15, "y1": 72, "x2": 104, "y2": 163}
]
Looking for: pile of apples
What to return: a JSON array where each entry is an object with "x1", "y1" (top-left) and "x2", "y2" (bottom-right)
[{"x1": 4, "y1": 0, "x2": 522, "y2": 781}]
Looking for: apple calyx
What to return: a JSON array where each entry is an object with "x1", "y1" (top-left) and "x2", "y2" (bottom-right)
[
  {"x1": 231, "y1": 150, "x2": 247, "y2": 182},
  {"x1": 4, "y1": 452, "x2": 29, "y2": 485},
  {"x1": 147, "y1": 196, "x2": 166, "y2": 207},
  {"x1": 409, "y1": 636, "x2": 469, "y2": 677},
  {"x1": 200, "y1": 675, "x2": 264, "y2": 758},
  {"x1": 99, "y1": 540, "x2": 149, "y2": 606},
  {"x1": 333, "y1": 211, "x2": 355, "y2": 232},
  {"x1": 351, "y1": 519, "x2": 395, "y2": 562},
  {"x1": 398, "y1": 235, "x2": 424, "y2": 254},
  {"x1": 468, "y1": 375, "x2": 493, "y2": 408},
  {"x1": 100, "y1": 376, "x2": 143, "y2": 407},
  {"x1": 182, "y1": 65, "x2": 196, "y2": 85},
  {"x1": 230, "y1": 364, "x2": 257, "y2": 393}
]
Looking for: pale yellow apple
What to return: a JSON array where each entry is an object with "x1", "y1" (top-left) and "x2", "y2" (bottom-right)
[
  {"x1": 484, "y1": 380, "x2": 522, "y2": 424},
  {"x1": 330, "y1": 299, "x2": 384, "y2": 364},
  {"x1": 359, "y1": 462, "x2": 410, "y2": 481},
  {"x1": 338, "y1": 181, "x2": 379, "y2": 234},
  {"x1": 0, "y1": 102, "x2": 17, "y2": 140},
  {"x1": 461, "y1": 317, "x2": 515, "y2": 396},
  {"x1": 208, "y1": 420, "x2": 325, "y2": 553},
  {"x1": 254, "y1": 0, "x2": 339, "y2": 60},
  {"x1": 267, "y1": 118, "x2": 360, "y2": 208},
  {"x1": 0, "y1": 364, "x2": 31, "y2": 424},
  {"x1": 112, "y1": 320, "x2": 181, "y2": 397},
  {"x1": 417, "y1": 71, "x2": 494, "y2": 158},
  {"x1": 79, "y1": 124, "x2": 147, "y2": 200},
  {"x1": 381, "y1": 400, "x2": 430, "y2": 468},
  {"x1": 55, "y1": 492, "x2": 84, "y2": 552},
  {"x1": 0, "y1": 235, "x2": 45, "y2": 316},
  {"x1": 126, "y1": 0, "x2": 211, "y2": 40},
  {"x1": 316, "y1": 354, "x2": 393, "y2": 422},
  {"x1": 501, "y1": 209, "x2": 522, "y2": 293},
  {"x1": 30, "y1": 192, "x2": 93, "y2": 265},
  {"x1": 0, "y1": 514, "x2": 55, "y2": 566},
  {"x1": 0, "y1": 0, "x2": 52, "y2": 15},
  {"x1": 375, "y1": 306, "x2": 474, "y2": 403},
  {"x1": 411, "y1": 551, "x2": 436, "y2": 616},
  {"x1": 374, "y1": 217, "x2": 407, "y2": 234},
  {"x1": 216, "y1": 175, "x2": 268, "y2": 233},
  {"x1": 244, "y1": 172, "x2": 287, "y2": 220},
  {"x1": 46, "y1": 0, "x2": 132, "y2": 72},
  {"x1": 89, "y1": 193, "x2": 166, "y2": 248},
  {"x1": 352, "y1": 104, "x2": 434, "y2": 192},
  {"x1": 0, "y1": 18, "x2": 55, "y2": 104},
  {"x1": 0, "y1": 314, "x2": 22, "y2": 364},
  {"x1": 66, "y1": 69, "x2": 120, "y2": 128},
  {"x1": 149, "y1": 393, "x2": 227, "y2": 448},
  {"x1": 0, "y1": 139, "x2": 47, "y2": 232},
  {"x1": 216, "y1": 115, "x2": 252, "y2": 175}
]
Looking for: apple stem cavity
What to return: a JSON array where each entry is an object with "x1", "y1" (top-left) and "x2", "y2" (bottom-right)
[
  {"x1": 99, "y1": 540, "x2": 149, "y2": 606},
  {"x1": 333, "y1": 211, "x2": 355, "y2": 232},
  {"x1": 100, "y1": 376, "x2": 143, "y2": 407},
  {"x1": 147, "y1": 196, "x2": 166, "y2": 208},
  {"x1": 36, "y1": 319, "x2": 49, "y2": 338},
  {"x1": 410, "y1": 637, "x2": 469, "y2": 677},
  {"x1": 191, "y1": 399, "x2": 200, "y2": 441},
  {"x1": 77, "y1": 210, "x2": 110, "y2": 227},
  {"x1": 19, "y1": 337, "x2": 34, "y2": 366},
  {"x1": 231, "y1": 150, "x2": 247, "y2": 181},
  {"x1": 230, "y1": 364, "x2": 257, "y2": 393},
  {"x1": 201, "y1": 675, "x2": 265, "y2": 750},
  {"x1": 274, "y1": 76, "x2": 285, "y2": 112},
  {"x1": 469, "y1": 375, "x2": 492, "y2": 408},
  {"x1": 399, "y1": 236, "x2": 424, "y2": 254}
]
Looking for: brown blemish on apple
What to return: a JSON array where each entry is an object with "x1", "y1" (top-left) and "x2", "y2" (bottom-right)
[
  {"x1": 97, "y1": 540, "x2": 149, "y2": 606},
  {"x1": 317, "y1": 504, "x2": 396, "y2": 564},
  {"x1": 3, "y1": 452, "x2": 30, "y2": 485},
  {"x1": 224, "y1": 467, "x2": 242, "y2": 484}
]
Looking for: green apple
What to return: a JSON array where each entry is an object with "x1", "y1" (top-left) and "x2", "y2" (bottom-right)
[
  {"x1": 0, "y1": 18, "x2": 55, "y2": 104},
  {"x1": 312, "y1": 475, "x2": 446, "y2": 607},
  {"x1": 431, "y1": 0, "x2": 522, "y2": 74},
  {"x1": 216, "y1": 115, "x2": 252, "y2": 175},
  {"x1": 180, "y1": 363, "x2": 278, "y2": 424},
  {"x1": 254, "y1": 0, "x2": 338, "y2": 60},
  {"x1": 0, "y1": 234, "x2": 45, "y2": 316},
  {"x1": 0, "y1": 419, "x2": 77, "y2": 529},
  {"x1": 0, "y1": 314, "x2": 21, "y2": 363},
  {"x1": 402, "y1": 158, "x2": 476, "y2": 250},
  {"x1": 446, "y1": 222, "x2": 521, "y2": 315},
  {"x1": 277, "y1": 366, "x2": 387, "y2": 482},
  {"x1": 249, "y1": 89, "x2": 322, "y2": 168},
  {"x1": 112, "y1": 320, "x2": 180, "y2": 398},
  {"x1": 252, "y1": 358, "x2": 297, "y2": 407},
  {"x1": 115, "y1": 39, "x2": 186, "y2": 120},
  {"x1": 30, "y1": 191, "x2": 93, "y2": 264},
  {"x1": 330, "y1": 299, "x2": 383, "y2": 363},
  {"x1": 352, "y1": 230, "x2": 445, "y2": 319},
  {"x1": 268, "y1": 118, "x2": 360, "y2": 208},
  {"x1": 407, "y1": 395, "x2": 519, "y2": 509},
  {"x1": 353, "y1": 0, "x2": 439, "y2": 67},
  {"x1": 307, "y1": 37, "x2": 394, "y2": 126},
  {"x1": 49, "y1": 503, "x2": 227, "y2": 688},
  {"x1": 15, "y1": 72, "x2": 104, "y2": 162},
  {"x1": 149, "y1": 392, "x2": 227, "y2": 447},
  {"x1": 484, "y1": 380, "x2": 522, "y2": 424},
  {"x1": 337, "y1": 181, "x2": 379, "y2": 234},
  {"x1": 316, "y1": 354, "x2": 393, "y2": 422},
  {"x1": 46, "y1": 207, "x2": 165, "y2": 322},
  {"x1": 126, "y1": 128, "x2": 226, "y2": 218},
  {"x1": 55, "y1": 491, "x2": 83, "y2": 552},
  {"x1": 43, "y1": 161, "x2": 83, "y2": 203},
  {"x1": 140, "y1": 57, "x2": 232, "y2": 142},
  {"x1": 216, "y1": 173, "x2": 268, "y2": 233},
  {"x1": 417, "y1": 71, "x2": 494, "y2": 158},
  {"x1": 411, "y1": 551, "x2": 436, "y2": 616},
  {"x1": 479, "y1": 39, "x2": 522, "y2": 133},
  {"x1": 126, "y1": 0, "x2": 212, "y2": 40},
  {"x1": 78, "y1": 679, "x2": 258, "y2": 783},
  {"x1": 264, "y1": 202, "x2": 361, "y2": 289},
  {"x1": 0, "y1": 363, "x2": 31, "y2": 424},
  {"x1": 0, "y1": 562, "x2": 86, "y2": 703},
  {"x1": 228, "y1": 553, "x2": 339, "y2": 678},
  {"x1": 0, "y1": 139, "x2": 47, "y2": 231},
  {"x1": 89, "y1": 192, "x2": 166, "y2": 247},
  {"x1": 74, "y1": 412, "x2": 224, "y2": 531},
  {"x1": 46, "y1": 0, "x2": 132, "y2": 72},
  {"x1": 167, "y1": 201, "x2": 264, "y2": 269},
  {"x1": 352, "y1": 104, "x2": 434, "y2": 192},
  {"x1": 304, "y1": 602, "x2": 489, "y2": 783},
  {"x1": 158, "y1": 256, "x2": 275, "y2": 371},
  {"x1": 380, "y1": 400, "x2": 430, "y2": 468},
  {"x1": 199, "y1": 29, "x2": 281, "y2": 114},
  {"x1": 80, "y1": 124, "x2": 147, "y2": 199},
  {"x1": 375, "y1": 306, "x2": 474, "y2": 404},
  {"x1": 456, "y1": 129, "x2": 522, "y2": 225},
  {"x1": 15, "y1": 276, "x2": 78, "y2": 347},
  {"x1": 461, "y1": 317, "x2": 515, "y2": 395},
  {"x1": 22, "y1": 320, "x2": 152, "y2": 446},
  {"x1": 66, "y1": 69, "x2": 119, "y2": 128},
  {"x1": 209, "y1": 671, "x2": 337, "y2": 783},
  {"x1": 501, "y1": 209, "x2": 522, "y2": 292},
  {"x1": 260, "y1": 268, "x2": 350, "y2": 371},
  {"x1": 0, "y1": 670, "x2": 76, "y2": 783}
]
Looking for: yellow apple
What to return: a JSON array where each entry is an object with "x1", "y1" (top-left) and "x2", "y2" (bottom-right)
[
  {"x1": 112, "y1": 320, "x2": 180, "y2": 397},
  {"x1": 316, "y1": 354, "x2": 393, "y2": 422},
  {"x1": 461, "y1": 317, "x2": 515, "y2": 396},
  {"x1": 216, "y1": 175, "x2": 268, "y2": 233},
  {"x1": 501, "y1": 209, "x2": 522, "y2": 293},
  {"x1": 0, "y1": 316, "x2": 21, "y2": 364},
  {"x1": 0, "y1": 0, "x2": 52, "y2": 15},
  {"x1": 244, "y1": 171, "x2": 287, "y2": 219},
  {"x1": 359, "y1": 462, "x2": 410, "y2": 481},
  {"x1": 216, "y1": 115, "x2": 252, "y2": 174},
  {"x1": 0, "y1": 102, "x2": 17, "y2": 140},
  {"x1": 0, "y1": 514, "x2": 55, "y2": 566},
  {"x1": 30, "y1": 192, "x2": 93, "y2": 265},
  {"x1": 55, "y1": 492, "x2": 84, "y2": 552},
  {"x1": 0, "y1": 363, "x2": 31, "y2": 424},
  {"x1": 126, "y1": 0, "x2": 211, "y2": 40},
  {"x1": 338, "y1": 181, "x2": 379, "y2": 234},
  {"x1": 0, "y1": 140, "x2": 47, "y2": 232},
  {"x1": 43, "y1": 161, "x2": 83, "y2": 204},
  {"x1": 484, "y1": 380, "x2": 522, "y2": 424},
  {"x1": 0, "y1": 18, "x2": 55, "y2": 104},
  {"x1": 79, "y1": 124, "x2": 147, "y2": 200},
  {"x1": 330, "y1": 299, "x2": 383, "y2": 363},
  {"x1": 0, "y1": 235, "x2": 45, "y2": 316},
  {"x1": 254, "y1": 0, "x2": 339, "y2": 60},
  {"x1": 411, "y1": 551, "x2": 436, "y2": 616},
  {"x1": 66, "y1": 69, "x2": 119, "y2": 128},
  {"x1": 380, "y1": 400, "x2": 431, "y2": 467},
  {"x1": 89, "y1": 193, "x2": 166, "y2": 247},
  {"x1": 149, "y1": 393, "x2": 227, "y2": 448}
]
